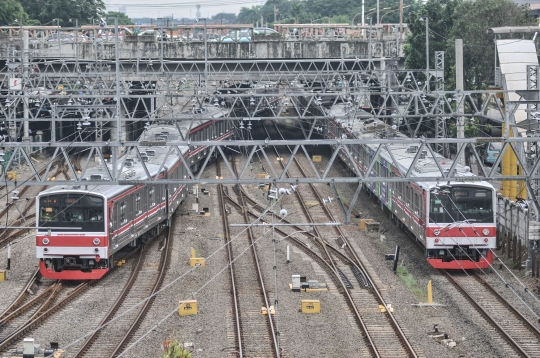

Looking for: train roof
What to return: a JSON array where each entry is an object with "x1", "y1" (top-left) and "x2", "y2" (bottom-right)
[
  {"x1": 39, "y1": 123, "x2": 189, "y2": 200},
  {"x1": 328, "y1": 103, "x2": 495, "y2": 191}
]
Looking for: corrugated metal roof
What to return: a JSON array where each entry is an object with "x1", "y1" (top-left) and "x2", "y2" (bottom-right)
[
  {"x1": 496, "y1": 39, "x2": 538, "y2": 127},
  {"x1": 488, "y1": 26, "x2": 540, "y2": 34}
]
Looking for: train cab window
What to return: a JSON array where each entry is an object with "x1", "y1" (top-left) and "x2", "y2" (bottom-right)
[
  {"x1": 136, "y1": 194, "x2": 141, "y2": 214},
  {"x1": 39, "y1": 194, "x2": 104, "y2": 232},
  {"x1": 39, "y1": 195, "x2": 59, "y2": 222},
  {"x1": 429, "y1": 186, "x2": 494, "y2": 223},
  {"x1": 120, "y1": 202, "x2": 127, "y2": 224},
  {"x1": 149, "y1": 187, "x2": 156, "y2": 207}
]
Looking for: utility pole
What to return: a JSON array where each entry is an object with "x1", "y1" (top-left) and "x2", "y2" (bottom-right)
[
  {"x1": 22, "y1": 24, "x2": 30, "y2": 142},
  {"x1": 456, "y1": 39, "x2": 465, "y2": 166},
  {"x1": 424, "y1": 17, "x2": 429, "y2": 91}
]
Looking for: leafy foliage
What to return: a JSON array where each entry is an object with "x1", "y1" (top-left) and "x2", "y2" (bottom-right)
[
  {"x1": 107, "y1": 11, "x2": 133, "y2": 26},
  {"x1": 211, "y1": 13, "x2": 238, "y2": 24},
  {"x1": 18, "y1": 0, "x2": 106, "y2": 25},
  {"x1": 237, "y1": 0, "x2": 417, "y2": 26},
  {"x1": 162, "y1": 340, "x2": 192, "y2": 358},
  {"x1": 405, "y1": 0, "x2": 536, "y2": 91},
  {"x1": 0, "y1": 0, "x2": 28, "y2": 26}
]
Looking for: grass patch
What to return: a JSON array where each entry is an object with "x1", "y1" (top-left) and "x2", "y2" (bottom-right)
[{"x1": 396, "y1": 266, "x2": 426, "y2": 302}]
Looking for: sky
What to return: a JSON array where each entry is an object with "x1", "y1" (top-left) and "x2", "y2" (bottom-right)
[{"x1": 105, "y1": 0, "x2": 264, "y2": 19}]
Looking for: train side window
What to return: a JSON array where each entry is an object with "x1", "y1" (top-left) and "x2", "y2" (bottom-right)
[
  {"x1": 149, "y1": 187, "x2": 155, "y2": 207},
  {"x1": 136, "y1": 194, "x2": 141, "y2": 215},
  {"x1": 120, "y1": 202, "x2": 127, "y2": 224}
]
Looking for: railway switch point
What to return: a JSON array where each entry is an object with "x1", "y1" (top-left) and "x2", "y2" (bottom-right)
[
  {"x1": 261, "y1": 305, "x2": 275, "y2": 315},
  {"x1": 0, "y1": 269, "x2": 5, "y2": 282},
  {"x1": 178, "y1": 300, "x2": 198, "y2": 316},
  {"x1": 190, "y1": 247, "x2": 206, "y2": 267},
  {"x1": 360, "y1": 219, "x2": 375, "y2": 230},
  {"x1": 301, "y1": 300, "x2": 321, "y2": 314}
]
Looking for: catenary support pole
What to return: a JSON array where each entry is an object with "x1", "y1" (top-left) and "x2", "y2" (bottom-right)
[{"x1": 456, "y1": 39, "x2": 464, "y2": 166}]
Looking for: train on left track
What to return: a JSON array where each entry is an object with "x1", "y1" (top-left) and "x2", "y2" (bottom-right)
[{"x1": 36, "y1": 108, "x2": 234, "y2": 280}]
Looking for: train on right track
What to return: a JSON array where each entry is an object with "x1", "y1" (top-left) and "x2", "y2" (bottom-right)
[{"x1": 320, "y1": 103, "x2": 496, "y2": 269}]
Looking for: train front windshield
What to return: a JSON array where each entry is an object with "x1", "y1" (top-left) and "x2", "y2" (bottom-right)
[
  {"x1": 38, "y1": 194, "x2": 105, "y2": 232},
  {"x1": 429, "y1": 186, "x2": 494, "y2": 224}
]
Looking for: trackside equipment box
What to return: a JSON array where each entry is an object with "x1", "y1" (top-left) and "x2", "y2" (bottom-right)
[
  {"x1": 301, "y1": 300, "x2": 321, "y2": 313},
  {"x1": 178, "y1": 300, "x2": 198, "y2": 316}
]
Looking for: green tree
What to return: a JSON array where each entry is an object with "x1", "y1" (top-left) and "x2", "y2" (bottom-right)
[
  {"x1": 404, "y1": 0, "x2": 536, "y2": 91},
  {"x1": 449, "y1": 0, "x2": 535, "y2": 90},
  {"x1": 238, "y1": 5, "x2": 260, "y2": 24},
  {"x1": 290, "y1": 2, "x2": 304, "y2": 23},
  {"x1": 0, "y1": 0, "x2": 28, "y2": 26},
  {"x1": 404, "y1": 0, "x2": 461, "y2": 76},
  {"x1": 19, "y1": 0, "x2": 105, "y2": 25},
  {"x1": 107, "y1": 11, "x2": 133, "y2": 25},
  {"x1": 211, "y1": 13, "x2": 237, "y2": 24}
]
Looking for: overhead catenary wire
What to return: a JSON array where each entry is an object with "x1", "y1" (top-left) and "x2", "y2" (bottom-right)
[{"x1": 60, "y1": 194, "x2": 286, "y2": 354}]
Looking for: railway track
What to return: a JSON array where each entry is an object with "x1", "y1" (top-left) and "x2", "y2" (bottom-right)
[
  {"x1": 219, "y1": 159, "x2": 280, "y2": 357},
  {"x1": 0, "y1": 268, "x2": 40, "y2": 320},
  {"x1": 70, "y1": 226, "x2": 172, "y2": 358},
  {"x1": 216, "y1": 162, "x2": 244, "y2": 357},
  {"x1": 0, "y1": 247, "x2": 140, "y2": 355},
  {"x1": 445, "y1": 271, "x2": 540, "y2": 358},
  {"x1": 260, "y1": 122, "x2": 418, "y2": 357}
]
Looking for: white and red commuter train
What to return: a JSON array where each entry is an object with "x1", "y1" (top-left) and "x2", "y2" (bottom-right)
[
  {"x1": 36, "y1": 109, "x2": 234, "y2": 279},
  {"x1": 322, "y1": 103, "x2": 496, "y2": 269}
]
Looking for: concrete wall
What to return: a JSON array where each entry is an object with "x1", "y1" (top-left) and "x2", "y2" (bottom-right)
[{"x1": 12, "y1": 38, "x2": 401, "y2": 61}]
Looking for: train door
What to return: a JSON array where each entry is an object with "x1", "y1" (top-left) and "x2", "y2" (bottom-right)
[
  {"x1": 381, "y1": 161, "x2": 388, "y2": 206},
  {"x1": 369, "y1": 151, "x2": 375, "y2": 193},
  {"x1": 129, "y1": 194, "x2": 134, "y2": 239}
]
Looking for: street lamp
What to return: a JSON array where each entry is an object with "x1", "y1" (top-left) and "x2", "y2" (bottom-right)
[
  {"x1": 420, "y1": 17, "x2": 429, "y2": 91},
  {"x1": 352, "y1": 8, "x2": 374, "y2": 25},
  {"x1": 379, "y1": 5, "x2": 412, "y2": 23}
]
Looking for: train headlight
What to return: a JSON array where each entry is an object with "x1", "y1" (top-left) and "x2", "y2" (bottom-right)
[
  {"x1": 433, "y1": 230, "x2": 440, "y2": 236},
  {"x1": 42, "y1": 238, "x2": 49, "y2": 245},
  {"x1": 93, "y1": 238, "x2": 100, "y2": 245},
  {"x1": 482, "y1": 229, "x2": 490, "y2": 236},
  {"x1": 484, "y1": 238, "x2": 489, "y2": 243}
]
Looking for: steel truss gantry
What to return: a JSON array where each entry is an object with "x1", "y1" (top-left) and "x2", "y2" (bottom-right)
[{"x1": 1, "y1": 54, "x2": 539, "y2": 220}]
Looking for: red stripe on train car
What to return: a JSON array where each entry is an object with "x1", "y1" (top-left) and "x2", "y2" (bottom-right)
[
  {"x1": 36, "y1": 235, "x2": 108, "y2": 247},
  {"x1": 39, "y1": 261, "x2": 108, "y2": 280},
  {"x1": 427, "y1": 251, "x2": 493, "y2": 269},
  {"x1": 426, "y1": 226, "x2": 496, "y2": 237}
]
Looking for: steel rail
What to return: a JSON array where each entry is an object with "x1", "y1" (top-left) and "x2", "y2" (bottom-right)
[
  {"x1": 216, "y1": 161, "x2": 244, "y2": 357},
  {"x1": 0, "y1": 268, "x2": 40, "y2": 320},
  {"x1": 0, "y1": 282, "x2": 57, "y2": 326},
  {"x1": 0, "y1": 248, "x2": 140, "y2": 353},
  {"x1": 222, "y1": 182, "x2": 380, "y2": 356},
  {"x1": 71, "y1": 246, "x2": 145, "y2": 358},
  {"x1": 473, "y1": 272, "x2": 540, "y2": 332},
  {"x1": 444, "y1": 271, "x2": 530, "y2": 357},
  {"x1": 234, "y1": 176, "x2": 280, "y2": 357},
  {"x1": 110, "y1": 222, "x2": 174, "y2": 357},
  {"x1": 262, "y1": 123, "x2": 383, "y2": 355},
  {"x1": 265, "y1": 121, "x2": 418, "y2": 357}
]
